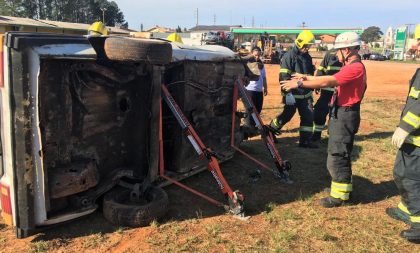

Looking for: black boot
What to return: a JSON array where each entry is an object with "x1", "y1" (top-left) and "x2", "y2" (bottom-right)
[
  {"x1": 319, "y1": 196, "x2": 347, "y2": 208},
  {"x1": 386, "y1": 207, "x2": 411, "y2": 224},
  {"x1": 401, "y1": 223, "x2": 420, "y2": 242}
]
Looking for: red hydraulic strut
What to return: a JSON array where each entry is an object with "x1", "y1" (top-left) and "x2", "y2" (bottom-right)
[
  {"x1": 160, "y1": 84, "x2": 244, "y2": 215},
  {"x1": 231, "y1": 78, "x2": 292, "y2": 183}
]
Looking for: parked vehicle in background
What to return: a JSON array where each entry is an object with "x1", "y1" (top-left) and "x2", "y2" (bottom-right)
[
  {"x1": 362, "y1": 53, "x2": 371, "y2": 60},
  {"x1": 204, "y1": 31, "x2": 219, "y2": 43},
  {"x1": 203, "y1": 31, "x2": 234, "y2": 49},
  {"x1": 369, "y1": 53, "x2": 387, "y2": 61}
]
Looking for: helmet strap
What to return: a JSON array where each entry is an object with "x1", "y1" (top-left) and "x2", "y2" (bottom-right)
[{"x1": 339, "y1": 49, "x2": 347, "y2": 66}]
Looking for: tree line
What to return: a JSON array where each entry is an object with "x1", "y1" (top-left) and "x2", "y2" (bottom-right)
[{"x1": 0, "y1": 0, "x2": 127, "y2": 27}]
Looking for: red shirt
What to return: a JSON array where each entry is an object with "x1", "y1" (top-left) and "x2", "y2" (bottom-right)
[{"x1": 333, "y1": 62, "x2": 366, "y2": 106}]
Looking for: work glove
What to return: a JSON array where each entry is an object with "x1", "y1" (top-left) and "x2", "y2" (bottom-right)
[
  {"x1": 391, "y1": 127, "x2": 410, "y2": 148},
  {"x1": 284, "y1": 93, "x2": 296, "y2": 105}
]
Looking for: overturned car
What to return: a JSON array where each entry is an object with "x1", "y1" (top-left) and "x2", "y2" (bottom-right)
[{"x1": 0, "y1": 33, "x2": 289, "y2": 238}]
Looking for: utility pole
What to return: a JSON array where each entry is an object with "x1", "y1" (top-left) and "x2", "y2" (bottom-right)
[
  {"x1": 406, "y1": 23, "x2": 415, "y2": 38},
  {"x1": 214, "y1": 14, "x2": 216, "y2": 25},
  {"x1": 252, "y1": 16, "x2": 255, "y2": 27},
  {"x1": 195, "y1": 8, "x2": 199, "y2": 26},
  {"x1": 100, "y1": 7, "x2": 107, "y2": 24}
]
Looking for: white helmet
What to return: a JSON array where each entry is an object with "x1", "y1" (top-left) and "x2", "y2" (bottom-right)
[{"x1": 334, "y1": 32, "x2": 361, "y2": 49}]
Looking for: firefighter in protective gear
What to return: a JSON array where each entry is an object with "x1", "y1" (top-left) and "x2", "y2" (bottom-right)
[
  {"x1": 268, "y1": 30, "x2": 316, "y2": 148},
  {"x1": 386, "y1": 30, "x2": 420, "y2": 242},
  {"x1": 88, "y1": 21, "x2": 108, "y2": 36},
  {"x1": 167, "y1": 32, "x2": 183, "y2": 43},
  {"x1": 312, "y1": 50, "x2": 343, "y2": 141},
  {"x1": 280, "y1": 31, "x2": 366, "y2": 208}
]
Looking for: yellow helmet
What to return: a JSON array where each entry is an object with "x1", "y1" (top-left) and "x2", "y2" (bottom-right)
[
  {"x1": 167, "y1": 33, "x2": 183, "y2": 43},
  {"x1": 415, "y1": 24, "x2": 420, "y2": 40},
  {"x1": 88, "y1": 21, "x2": 108, "y2": 36},
  {"x1": 295, "y1": 30, "x2": 315, "y2": 49}
]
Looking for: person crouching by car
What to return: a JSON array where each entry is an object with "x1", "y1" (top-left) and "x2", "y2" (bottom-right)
[{"x1": 244, "y1": 47, "x2": 268, "y2": 136}]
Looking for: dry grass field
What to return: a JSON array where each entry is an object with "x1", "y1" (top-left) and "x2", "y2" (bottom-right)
[{"x1": 0, "y1": 60, "x2": 419, "y2": 253}]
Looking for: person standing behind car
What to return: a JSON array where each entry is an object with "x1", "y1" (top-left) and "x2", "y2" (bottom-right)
[{"x1": 245, "y1": 47, "x2": 268, "y2": 128}]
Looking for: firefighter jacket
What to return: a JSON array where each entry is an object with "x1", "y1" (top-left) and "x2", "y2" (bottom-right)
[
  {"x1": 400, "y1": 68, "x2": 420, "y2": 147},
  {"x1": 279, "y1": 46, "x2": 315, "y2": 98},
  {"x1": 315, "y1": 51, "x2": 343, "y2": 91}
]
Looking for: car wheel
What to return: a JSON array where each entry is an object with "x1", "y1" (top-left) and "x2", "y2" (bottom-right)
[
  {"x1": 104, "y1": 37, "x2": 172, "y2": 64},
  {"x1": 103, "y1": 186, "x2": 169, "y2": 227}
]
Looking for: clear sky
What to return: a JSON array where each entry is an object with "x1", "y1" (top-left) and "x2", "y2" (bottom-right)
[{"x1": 113, "y1": 0, "x2": 419, "y2": 32}]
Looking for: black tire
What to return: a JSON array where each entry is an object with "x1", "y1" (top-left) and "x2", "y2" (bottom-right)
[
  {"x1": 103, "y1": 186, "x2": 169, "y2": 227},
  {"x1": 104, "y1": 37, "x2": 172, "y2": 64}
]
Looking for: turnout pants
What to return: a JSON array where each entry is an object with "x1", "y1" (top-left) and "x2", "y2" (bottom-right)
[
  {"x1": 274, "y1": 96, "x2": 314, "y2": 142},
  {"x1": 327, "y1": 105, "x2": 360, "y2": 200},
  {"x1": 313, "y1": 90, "x2": 334, "y2": 135},
  {"x1": 245, "y1": 90, "x2": 264, "y2": 127},
  {"x1": 393, "y1": 144, "x2": 420, "y2": 223}
]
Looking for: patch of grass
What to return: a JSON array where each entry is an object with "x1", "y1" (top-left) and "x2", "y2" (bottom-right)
[
  {"x1": 172, "y1": 223, "x2": 186, "y2": 235},
  {"x1": 195, "y1": 209, "x2": 203, "y2": 219},
  {"x1": 30, "y1": 241, "x2": 50, "y2": 253},
  {"x1": 204, "y1": 224, "x2": 222, "y2": 237},
  {"x1": 265, "y1": 202, "x2": 277, "y2": 212},
  {"x1": 271, "y1": 230, "x2": 297, "y2": 247},
  {"x1": 84, "y1": 232, "x2": 106, "y2": 249},
  {"x1": 279, "y1": 209, "x2": 299, "y2": 220},
  {"x1": 150, "y1": 219, "x2": 160, "y2": 228},
  {"x1": 115, "y1": 227, "x2": 126, "y2": 234},
  {"x1": 178, "y1": 235, "x2": 202, "y2": 252}
]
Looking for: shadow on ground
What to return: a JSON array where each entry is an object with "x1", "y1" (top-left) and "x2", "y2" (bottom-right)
[
  {"x1": 31, "y1": 130, "x2": 398, "y2": 241},
  {"x1": 31, "y1": 209, "x2": 118, "y2": 243},
  {"x1": 162, "y1": 131, "x2": 399, "y2": 221}
]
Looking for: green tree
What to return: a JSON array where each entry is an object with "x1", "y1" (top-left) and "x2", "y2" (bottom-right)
[
  {"x1": 1, "y1": 0, "x2": 24, "y2": 16},
  {"x1": 176, "y1": 25, "x2": 182, "y2": 33},
  {"x1": 20, "y1": 0, "x2": 37, "y2": 18},
  {"x1": 1, "y1": 0, "x2": 127, "y2": 28},
  {"x1": 361, "y1": 26, "x2": 383, "y2": 46}
]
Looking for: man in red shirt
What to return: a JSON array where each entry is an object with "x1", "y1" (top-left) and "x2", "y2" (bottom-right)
[{"x1": 280, "y1": 32, "x2": 366, "y2": 208}]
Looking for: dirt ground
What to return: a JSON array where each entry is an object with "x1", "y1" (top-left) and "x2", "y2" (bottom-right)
[{"x1": 1, "y1": 60, "x2": 420, "y2": 253}]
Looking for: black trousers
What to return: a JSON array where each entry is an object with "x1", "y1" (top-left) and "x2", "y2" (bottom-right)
[
  {"x1": 245, "y1": 90, "x2": 263, "y2": 127},
  {"x1": 327, "y1": 106, "x2": 360, "y2": 184},
  {"x1": 314, "y1": 90, "x2": 334, "y2": 130},
  {"x1": 275, "y1": 96, "x2": 314, "y2": 142},
  {"x1": 394, "y1": 144, "x2": 420, "y2": 217}
]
